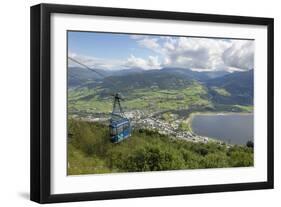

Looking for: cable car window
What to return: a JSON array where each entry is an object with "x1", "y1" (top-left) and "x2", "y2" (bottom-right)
[
  {"x1": 117, "y1": 126, "x2": 123, "y2": 134},
  {"x1": 123, "y1": 123, "x2": 129, "y2": 130},
  {"x1": 110, "y1": 127, "x2": 117, "y2": 135}
]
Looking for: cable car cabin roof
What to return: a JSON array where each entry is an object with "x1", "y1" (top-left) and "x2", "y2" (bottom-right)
[
  {"x1": 110, "y1": 113, "x2": 127, "y2": 121},
  {"x1": 110, "y1": 116, "x2": 130, "y2": 127}
]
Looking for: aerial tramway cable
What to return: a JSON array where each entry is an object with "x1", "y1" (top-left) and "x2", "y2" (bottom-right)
[
  {"x1": 68, "y1": 56, "x2": 132, "y2": 143},
  {"x1": 68, "y1": 56, "x2": 119, "y2": 89}
]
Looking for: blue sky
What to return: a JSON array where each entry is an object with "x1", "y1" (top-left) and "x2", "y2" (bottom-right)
[
  {"x1": 68, "y1": 32, "x2": 157, "y2": 60},
  {"x1": 68, "y1": 31, "x2": 254, "y2": 71}
]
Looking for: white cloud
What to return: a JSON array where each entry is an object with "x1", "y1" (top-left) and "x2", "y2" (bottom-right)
[
  {"x1": 137, "y1": 38, "x2": 160, "y2": 51},
  {"x1": 135, "y1": 36, "x2": 254, "y2": 71},
  {"x1": 124, "y1": 55, "x2": 161, "y2": 70},
  {"x1": 69, "y1": 52, "x2": 162, "y2": 71},
  {"x1": 163, "y1": 41, "x2": 175, "y2": 51},
  {"x1": 222, "y1": 40, "x2": 254, "y2": 70},
  {"x1": 69, "y1": 36, "x2": 254, "y2": 71},
  {"x1": 147, "y1": 56, "x2": 161, "y2": 68}
]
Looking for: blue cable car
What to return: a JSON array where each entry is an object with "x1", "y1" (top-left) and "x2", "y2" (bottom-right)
[
  {"x1": 109, "y1": 93, "x2": 132, "y2": 143},
  {"x1": 109, "y1": 115, "x2": 131, "y2": 143}
]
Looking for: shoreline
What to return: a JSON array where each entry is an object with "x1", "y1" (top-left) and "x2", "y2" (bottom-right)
[
  {"x1": 70, "y1": 110, "x2": 253, "y2": 146},
  {"x1": 187, "y1": 111, "x2": 254, "y2": 127},
  {"x1": 185, "y1": 111, "x2": 253, "y2": 145}
]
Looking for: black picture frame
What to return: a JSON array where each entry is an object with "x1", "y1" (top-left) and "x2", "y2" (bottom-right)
[{"x1": 30, "y1": 3, "x2": 274, "y2": 204}]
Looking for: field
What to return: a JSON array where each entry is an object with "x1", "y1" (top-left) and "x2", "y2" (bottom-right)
[{"x1": 68, "y1": 82, "x2": 253, "y2": 117}]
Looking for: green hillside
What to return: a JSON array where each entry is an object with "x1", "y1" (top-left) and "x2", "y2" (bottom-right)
[
  {"x1": 68, "y1": 68, "x2": 253, "y2": 116},
  {"x1": 207, "y1": 70, "x2": 253, "y2": 105},
  {"x1": 67, "y1": 119, "x2": 253, "y2": 175}
]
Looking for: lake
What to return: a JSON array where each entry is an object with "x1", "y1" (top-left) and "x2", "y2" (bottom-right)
[{"x1": 191, "y1": 113, "x2": 253, "y2": 145}]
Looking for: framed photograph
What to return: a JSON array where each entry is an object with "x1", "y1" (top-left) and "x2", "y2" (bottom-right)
[{"x1": 30, "y1": 3, "x2": 274, "y2": 203}]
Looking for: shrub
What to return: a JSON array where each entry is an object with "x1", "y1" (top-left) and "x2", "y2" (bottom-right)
[{"x1": 246, "y1": 140, "x2": 254, "y2": 148}]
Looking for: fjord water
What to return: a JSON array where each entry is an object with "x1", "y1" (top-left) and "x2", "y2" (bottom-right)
[{"x1": 191, "y1": 114, "x2": 253, "y2": 145}]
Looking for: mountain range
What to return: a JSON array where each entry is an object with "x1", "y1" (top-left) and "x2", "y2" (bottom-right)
[{"x1": 68, "y1": 67, "x2": 253, "y2": 106}]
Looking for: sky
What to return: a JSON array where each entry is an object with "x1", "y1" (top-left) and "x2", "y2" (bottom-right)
[{"x1": 68, "y1": 31, "x2": 254, "y2": 72}]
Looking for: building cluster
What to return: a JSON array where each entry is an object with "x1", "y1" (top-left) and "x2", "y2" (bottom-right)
[
  {"x1": 79, "y1": 109, "x2": 211, "y2": 144},
  {"x1": 131, "y1": 112, "x2": 210, "y2": 143}
]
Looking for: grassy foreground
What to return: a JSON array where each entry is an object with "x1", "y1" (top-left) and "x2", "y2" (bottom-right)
[{"x1": 67, "y1": 119, "x2": 253, "y2": 175}]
